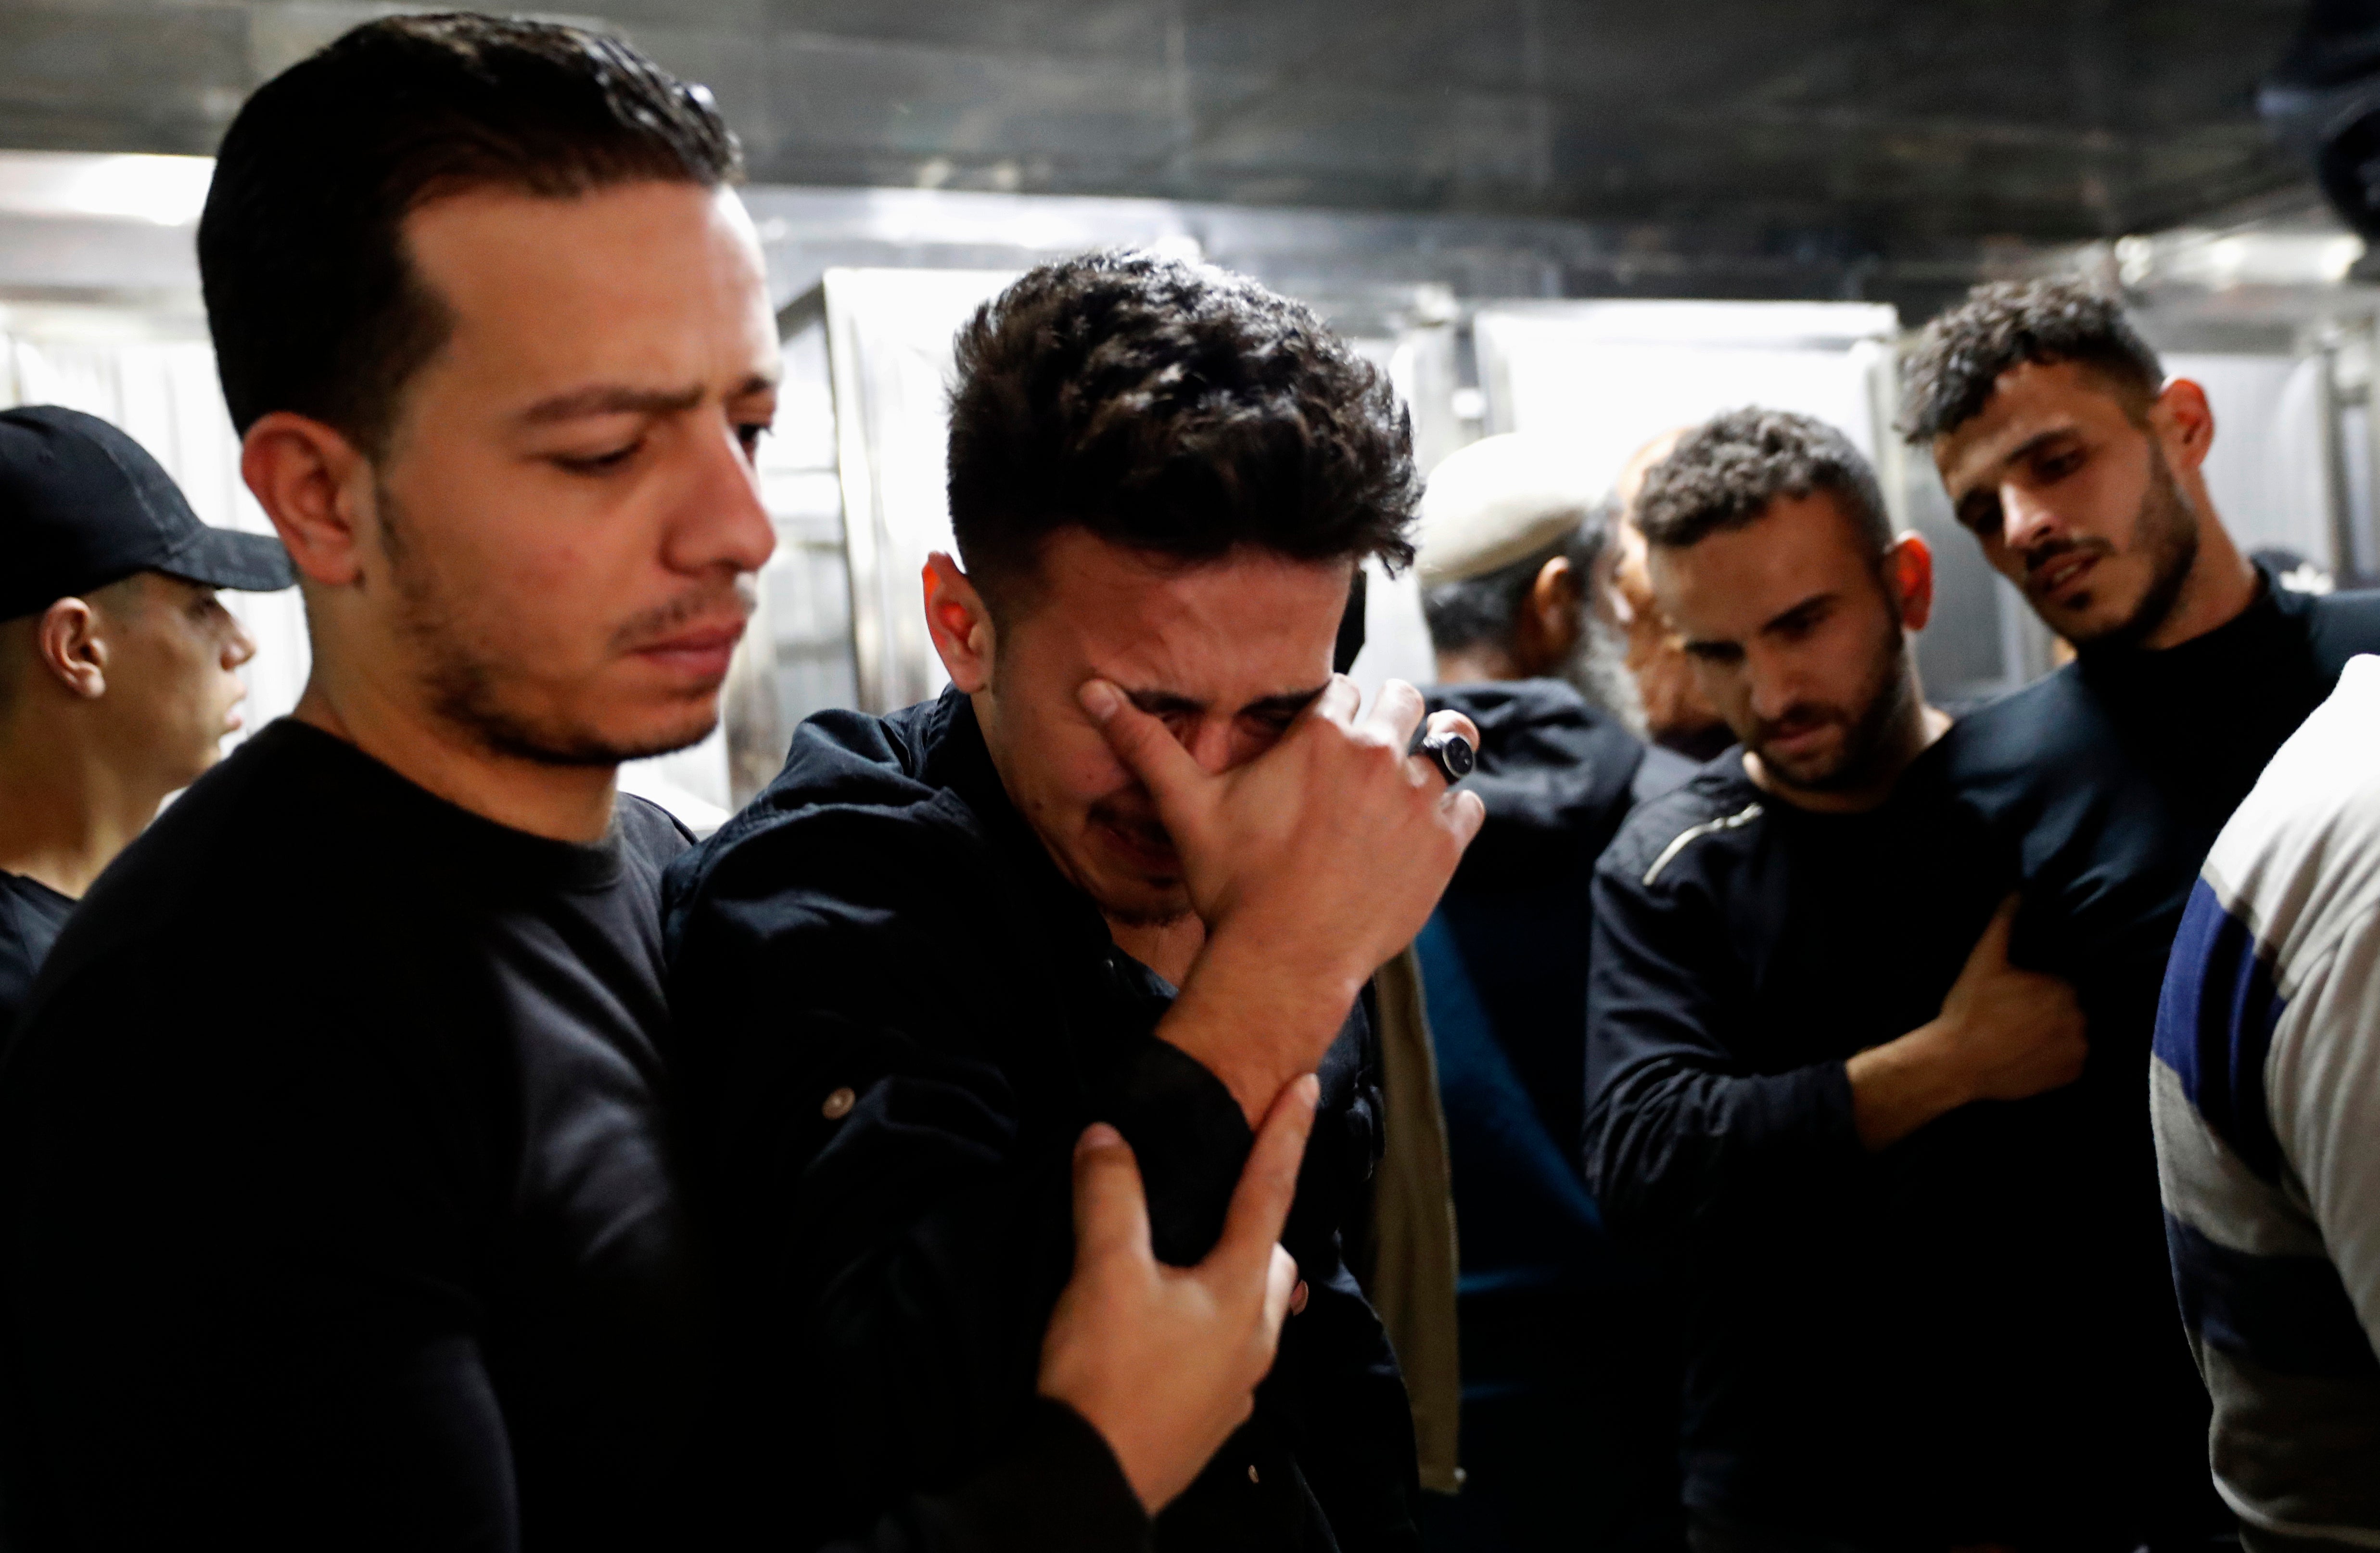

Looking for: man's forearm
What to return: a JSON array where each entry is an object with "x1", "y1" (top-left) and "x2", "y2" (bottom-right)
[
  {"x1": 1158, "y1": 927, "x2": 1366, "y2": 1125},
  {"x1": 1845, "y1": 1020, "x2": 1973, "y2": 1150}
]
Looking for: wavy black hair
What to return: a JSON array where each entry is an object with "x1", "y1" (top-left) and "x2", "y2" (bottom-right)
[
  {"x1": 945, "y1": 250, "x2": 1418, "y2": 614},
  {"x1": 1636, "y1": 408, "x2": 1892, "y2": 556},
  {"x1": 1899, "y1": 278, "x2": 2164, "y2": 444},
  {"x1": 201, "y1": 13, "x2": 739, "y2": 453}
]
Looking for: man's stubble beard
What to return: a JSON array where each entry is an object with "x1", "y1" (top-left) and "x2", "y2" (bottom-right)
[
  {"x1": 379, "y1": 482, "x2": 722, "y2": 770},
  {"x1": 1754, "y1": 601, "x2": 1916, "y2": 799},
  {"x1": 2062, "y1": 442, "x2": 2199, "y2": 651}
]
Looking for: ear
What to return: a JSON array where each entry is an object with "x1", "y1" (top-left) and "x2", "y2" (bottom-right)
[
  {"x1": 923, "y1": 551, "x2": 996, "y2": 694},
  {"x1": 241, "y1": 411, "x2": 377, "y2": 588},
  {"x1": 2150, "y1": 378, "x2": 2215, "y2": 476},
  {"x1": 1885, "y1": 531, "x2": 1935, "y2": 634},
  {"x1": 32, "y1": 597, "x2": 108, "y2": 701},
  {"x1": 1530, "y1": 554, "x2": 1580, "y2": 625},
  {"x1": 1522, "y1": 555, "x2": 1583, "y2": 663}
]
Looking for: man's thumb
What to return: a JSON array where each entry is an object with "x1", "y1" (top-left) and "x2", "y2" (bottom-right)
[
  {"x1": 1965, "y1": 892, "x2": 2022, "y2": 974},
  {"x1": 1070, "y1": 1121, "x2": 1154, "y2": 1267}
]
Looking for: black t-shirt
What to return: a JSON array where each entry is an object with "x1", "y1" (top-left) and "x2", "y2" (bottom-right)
[
  {"x1": 1584, "y1": 743, "x2": 2022, "y2": 1545},
  {"x1": 1932, "y1": 570, "x2": 2380, "y2": 1544},
  {"x1": 0, "y1": 871, "x2": 72, "y2": 1050},
  {"x1": 0, "y1": 719, "x2": 707, "y2": 1550}
]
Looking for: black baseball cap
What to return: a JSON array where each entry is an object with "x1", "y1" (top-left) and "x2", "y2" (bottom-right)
[{"x1": 0, "y1": 404, "x2": 295, "y2": 623}]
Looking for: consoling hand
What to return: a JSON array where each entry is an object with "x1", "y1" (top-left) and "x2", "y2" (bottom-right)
[
  {"x1": 1847, "y1": 894, "x2": 2088, "y2": 1149},
  {"x1": 1036, "y1": 1077, "x2": 1320, "y2": 1514}
]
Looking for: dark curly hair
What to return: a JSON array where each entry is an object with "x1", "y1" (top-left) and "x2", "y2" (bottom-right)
[
  {"x1": 1899, "y1": 278, "x2": 2163, "y2": 444},
  {"x1": 202, "y1": 13, "x2": 739, "y2": 452},
  {"x1": 1636, "y1": 409, "x2": 1892, "y2": 556},
  {"x1": 945, "y1": 250, "x2": 1418, "y2": 614}
]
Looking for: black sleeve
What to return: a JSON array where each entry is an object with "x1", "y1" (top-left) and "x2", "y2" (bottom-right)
[
  {"x1": 1581, "y1": 854, "x2": 1863, "y2": 1255},
  {"x1": 0, "y1": 932, "x2": 521, "y2": 1552},
  {"x1": 825, "y1": 1400, "x2": 1149, "y2": 1553},
  {"x1": 664, "y1": 807, "x2": 1291, "y2": 1539}
]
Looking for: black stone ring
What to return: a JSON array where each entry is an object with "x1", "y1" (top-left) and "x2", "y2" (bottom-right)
[{"x1": 1418, "y1": 731, "x2": 1476, "y2": 784}]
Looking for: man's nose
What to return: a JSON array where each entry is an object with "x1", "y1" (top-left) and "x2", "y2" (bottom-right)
[
  {"x1": 668, "y1": 422, "x2": 778, "y2": 577},
  {"x1": 1181, "y1": 715, "x2": 1235, "y2": 776},
  {"x1": 223, "y1": 616, "x2": 258, "y2": 671},
  {"x1": 2000, "y1": 482, "x2": 2063, "y2": 553},
  {"x1": 1744, "y1": 651, "x2": 1801, "y2": 724}
]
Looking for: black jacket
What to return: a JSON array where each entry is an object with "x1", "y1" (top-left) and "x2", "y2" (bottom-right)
[
  {"x1": 1425, "y1": 679, "x2": 1688, "y2": 1192},
  {"x1": 662, "y1": 689, "x2": 1419, "y2": 1553},
  {"x1": 1583, "y1": 744, "x2": 2021, "y2": 1545}
]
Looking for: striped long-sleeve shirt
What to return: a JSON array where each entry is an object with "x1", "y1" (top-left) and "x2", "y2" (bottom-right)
[{"x1": 2152, "y1": 655, "x2": 2380, "y2": 1550}]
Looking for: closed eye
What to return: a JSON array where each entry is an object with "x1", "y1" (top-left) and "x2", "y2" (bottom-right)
[{"x1": 552, "y1": 441, "x2": 641, "y2": 475}]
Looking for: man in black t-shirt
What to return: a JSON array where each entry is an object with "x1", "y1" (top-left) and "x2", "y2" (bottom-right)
[
  {"x1": 0, "y1": 406, "x2": 293, "y2": 1046},
  {"x1": 0, "y1": 21, "x2": 1321, "y2": 1553},
  {"x1": 1901, "y1": 279, "x2": 2380, "y2": 1545},
  {"x1": 1583, "y1": 411, "x2": 2088, "y2": 1550}
]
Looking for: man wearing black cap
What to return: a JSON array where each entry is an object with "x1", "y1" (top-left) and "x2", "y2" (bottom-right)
[
  {"x1": 0, "y1": 18, "x2": 1324, "y2": 1553},
  {"x1": 0, "y1": 403, "x2": 292, "y2": 1046}
]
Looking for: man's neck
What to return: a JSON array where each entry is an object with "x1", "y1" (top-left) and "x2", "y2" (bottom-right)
[
  {"x1": 2137, "y1": 519, "x2": 2261, "y2": 653},
  {"x1": 0, "y1": 727, "x2": 166, "y2": 898},
  {"x1": 1744, "y1": 694, "x2": 1950, "y2": 817},
  {"x1": 1432, "y1": 645, "x2": 1521, "y2": 685},
  {"x1": 294, "y1": 675, "x2": 618, "y2": 845},
  {"x1": 1107, "y1": 911, "x2": 1206, "y2": 988}
]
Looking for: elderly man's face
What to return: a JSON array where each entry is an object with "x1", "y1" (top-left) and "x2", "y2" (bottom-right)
[{"x1": 942, "y1": 530, "x2": 1351, "y2": 928}]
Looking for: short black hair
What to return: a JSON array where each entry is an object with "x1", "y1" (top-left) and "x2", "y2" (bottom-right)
[
  {"x1": 944, "y1": 250, "x2": 1418, "y2": 613},
  {"x1": 200, "y1": 12, "x2": 741, "y2": 452},
  {"x1": 1421, "y1": 504, "x2": 1609, "y2": 654},
  {"x1": 1899, "y1": 278, "x2": 2164, "y2": 443},
  {"x1": 1637, "y1": 409, "x2": 1892, "y2": 555}
]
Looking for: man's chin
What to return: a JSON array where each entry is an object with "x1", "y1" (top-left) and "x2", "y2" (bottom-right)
[
  {"x1": 1080, "y1": 869, "x2": 1194, "y2": 930},
  {"x1": 462, "y1": 703, "x2": 721, "y2": 769}
]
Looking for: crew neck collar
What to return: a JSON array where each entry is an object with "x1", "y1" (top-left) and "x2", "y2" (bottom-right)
[{"x1": 263, "y1": 719, "x2": 629, "y2": 893}]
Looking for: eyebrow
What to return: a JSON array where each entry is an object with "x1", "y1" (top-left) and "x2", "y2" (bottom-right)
[
  {"x1": 1759, "y1": 590, "x2": 1835, "y2": 635},
  {"x1": 1761, "y1": 588, "x2": 1828, "y2": 629},
  {"x1": 517, "y1": 373, "x2": 778, "y2": 426},
  {"x1": 1124, "y1": 682, "x2": 1330, "y2": 720},
  {"x1": 1954, "y1": 424, "x2": 2081, "y2": 501}
]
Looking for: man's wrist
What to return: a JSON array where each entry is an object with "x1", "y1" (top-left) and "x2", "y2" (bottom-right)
[
  {"x1": 1845, "y1": 1019, "x2": 1975, "y2": 1150},
  {"x1": 1159, "y1": 925, "x2": 1366, "y2": 1124}
]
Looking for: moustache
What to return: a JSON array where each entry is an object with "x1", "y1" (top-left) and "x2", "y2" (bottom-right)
[
  {"x1": 2020, "y1": 536, "x2": 2115, "y2": 589},
  {"x1": 1751, "y1": 702, "x2": 1844, "y2": 748},
  {"x1": 608, "y1": 575, "x2": 757, "y2": 654}
]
